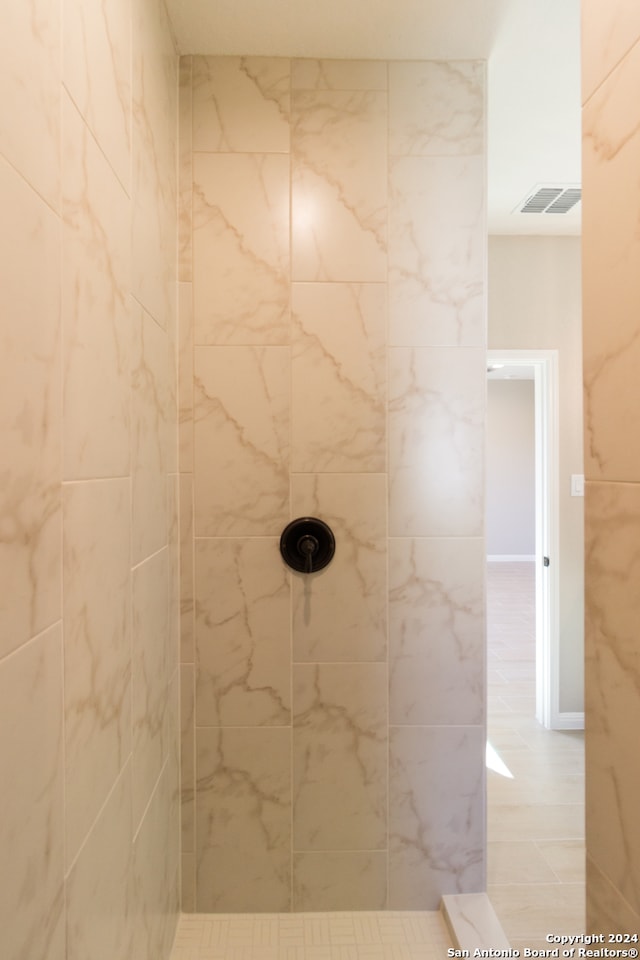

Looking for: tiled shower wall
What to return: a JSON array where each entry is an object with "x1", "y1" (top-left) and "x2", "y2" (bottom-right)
[
  {"x1": 0, "y1": 1, "x2": 179, "y2": 958},
  {"x1": 179, "y1": 56, "x2": 487, "y2": 912},
  {"x1": 582, "y1": 1, "x2": 640, "y2": 932}
]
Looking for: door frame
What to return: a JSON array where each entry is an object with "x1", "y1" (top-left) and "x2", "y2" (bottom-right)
[{"x1": 487, "y1": 349, "x2": 560, "y2": 729}]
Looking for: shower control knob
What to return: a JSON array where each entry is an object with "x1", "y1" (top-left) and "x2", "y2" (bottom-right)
[
  {"x1": 279, "y1": 518, "x2": 335, "y2": 574},
  {"x1": 297, "y1": 534, "x2": 319, "y2": 573}
]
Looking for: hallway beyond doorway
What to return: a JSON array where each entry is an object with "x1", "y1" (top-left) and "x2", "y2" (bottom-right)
[{"x1": 487, "y1": 561, "x2": 585, "y2": 945}]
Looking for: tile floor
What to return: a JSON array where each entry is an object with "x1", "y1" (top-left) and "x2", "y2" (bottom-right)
[
  {"x1": 170, "y1": 560, "x2": 585, "y2": 959},
  {"x1": 486, "y1": 561, "x2": 585, "y2": 949},
  {"x1": 170, "y1": 911, "x2": 453, "y2": 960}
]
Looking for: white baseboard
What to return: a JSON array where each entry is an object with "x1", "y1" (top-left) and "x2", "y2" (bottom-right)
[
  {"x1": 487, "y1": 554, "x2": 536, "y2": 562},
  {"x1": 552, "y1": 711, "x2": 584, "y2": 731}
]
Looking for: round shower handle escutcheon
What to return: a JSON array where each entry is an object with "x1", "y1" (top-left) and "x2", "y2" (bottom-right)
[{"x1": 279, "y1": 518, "x2": 336, "y2": 574}]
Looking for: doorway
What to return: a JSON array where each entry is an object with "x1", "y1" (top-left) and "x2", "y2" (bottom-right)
[
  {"x1": 487, "y1": 349, "x2": 560, "y2": 729},
  {"x1": 485, "y1": 349, "x2": 586, "y2": 940}
]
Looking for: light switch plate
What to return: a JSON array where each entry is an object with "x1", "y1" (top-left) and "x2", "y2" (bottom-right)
[{"x1": 570, "y1": 474, "x2": 585, "y2": 497}]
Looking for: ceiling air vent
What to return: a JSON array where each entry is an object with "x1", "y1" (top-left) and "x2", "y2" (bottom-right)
[{"x1": 516, "y1": 184, "x2": 581, "y2": 215}]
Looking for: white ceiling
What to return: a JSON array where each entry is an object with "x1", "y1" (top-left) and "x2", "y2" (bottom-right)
[{"x1": 165, "y1": 0, "x2": 581, "y2": 236}]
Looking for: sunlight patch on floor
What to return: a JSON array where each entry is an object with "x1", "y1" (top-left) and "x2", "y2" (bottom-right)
[{"x1": 486, "y1": 740, "x2": 514, "y2": 779}]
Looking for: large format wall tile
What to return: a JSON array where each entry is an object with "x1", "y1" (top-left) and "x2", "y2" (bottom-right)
[
  {"x1": 389, "y1": 347, "x2": 485, "y2": 537},
  {"x1": 0, "y1": 0, "x2": 60, "y2": 208},
  {"x1": 388, "y1": 61, "x2": 484, "y2": 157},
  {"x1": 582, "y1": 5, "x2": 640, "y2": 934},
  {"x1": 181, "y1": 54, "x2": 486, "y2": 914},
  {"x1": 586, "y1": 855, "x2": 640, "y2": 936},
  {"x1": 133, "y1": 759, "x2": 180, "y2": 960},
  {"x1": 66, "y1": 763, "x2": 134, "y2": 960},
  {"x1": 178, "y1": 283, "x2": 194, "y2": 471},
  {"x1": 193, "y1": 153, "x2": 290, "y2": 345},
  {"x1": 0, "y1": 159, "x2": 61, "y2": 660},
  {"x1": 167, "y1": 314, "x2": 179, "y2": 481},
  {"x1": 389, "y1": 156, "x2": 484, "y2": 346},
  {"x1": 167, "y1": 671, "x2": 182, "y2": 877},
  {"x1": 168, "y1": 474, "x2": 180, "y2": 661},
  {"x1": 132, "y1": 306, "x2": 170, "y2": 565},
  {"x1": 294, "y1": 852, "x2": 387, "y2": 911},
  {"x1": 62, "y1": 95, "x2": 130, "y2": 480},
  {"x1": 195, "y1": 538, "x2": 291, "y2": 726},
  {"x1": 585, "y1": 481, "x2": 640, "y2": 910},
  {"x1": 582, "y1": 0, "x2": 640, "y2": 104},
  {"x1": 132, "y1": 0, "x2": 178, "y2": 333},
  {"x1": 389, "y1": 538, "x2": 484, "y2": 725},
  {"x1": 291, "y1": 474, "x2": 387, "y2": 663},
  {"x1": 193, "y1": 56, "x2": 290, "y2": 153},
  {"x1": 180, "y1": 665, "x2": 195, "y2": 857},
  {"x1": 291, "y1": 282, "x2": 386, "y2": 472},
  {"x1": 132, "y1": 548, "x2": 171, "y2": 830},
  {"x1": 179, "y1": 58, "x2": 193, "y2": 282},
  {"x1": 0, "y1": 625, "x2": 65, "y2": 960},
  {"x1": 63, "y1": 479, "x2": 131, "y2": 867},
  {"x1": 63, "y1": 0, "x2": 131, "y2": 190},
  {"x1": 3, "y1": 0, "x2": 179, "y2": 955},
  {"x1": 179, "y1": 474, "x2": 195, "y2": 663},
  {"x1": 291, "y1": 89, "x2": 387, "y2": 281},
  {"x1": 292, "y1": 59, "x2": 387, "y2": 92},
  {"x1": 583, "y1": 39, "x2": 640, "y2": 482},
  {"x1": 389, "y1": 725, "x2": 485, "y2": 908},
  {"x1": 196, "y1": 728, "x2": 292, "y2": 912},
  {"x1": 130, "y1": 11, "x2": 180, "y2": 953},
  {"x1": 132, "y1": 126, "x2": 177, "y2": 335},
  {"x1": 293, "y1": 663, "x2": 387, "y2": 851},
  {"x1": 133, "y1": 674, "x2": 179, "y2": 960},
  {"x1": 181, "y1": 854, "x2": 196, "y2": 914},
  {"x1": 194, "y1": 347, "x2": 290, "y2": 536}
]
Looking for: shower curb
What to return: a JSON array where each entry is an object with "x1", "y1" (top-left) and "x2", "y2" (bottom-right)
[{"x1": 441, "y1": 893, "x2": 512, "y2": 952}]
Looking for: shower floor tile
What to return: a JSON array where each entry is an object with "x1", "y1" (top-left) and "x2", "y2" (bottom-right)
[{"x1": 170, "y1": 911, "x2": 452, "y2": 960}]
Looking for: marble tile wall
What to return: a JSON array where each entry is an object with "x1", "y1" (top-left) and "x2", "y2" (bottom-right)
[
  {"x1": 582, "y1": 1, "x2": 640, "y2": 933},
  {"x1": 0, "y1": 0, "x2": 180, "y2": 958},
  {"x1": 179, "y1": 55, "x2": 486, "y2": 912}
]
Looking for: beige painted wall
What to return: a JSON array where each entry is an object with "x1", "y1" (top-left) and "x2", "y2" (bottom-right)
[
  {"x1": 486, "y1": 379, "x2": 536, "y2": 557},
  {"x1": 488, "y1": 235, "x2": 584, "y2": 714}
]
